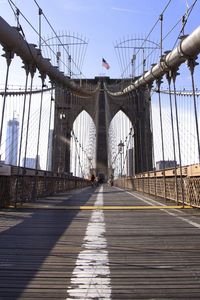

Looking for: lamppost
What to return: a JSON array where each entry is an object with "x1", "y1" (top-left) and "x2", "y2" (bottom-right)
[
  {"x1": 88, "y1": 156, "x2": 93, "y2": 172},
  {"x1": 131, "y1": 53, "x2": 136, "y2": 79},
  {"x1": 118, "y1": 140, "x2": 124, "y2": 177}
]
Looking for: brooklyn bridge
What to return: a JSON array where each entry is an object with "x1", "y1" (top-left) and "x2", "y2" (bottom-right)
[{"x1": 0, "y1": 0, "x2": 200, "y2": 299}]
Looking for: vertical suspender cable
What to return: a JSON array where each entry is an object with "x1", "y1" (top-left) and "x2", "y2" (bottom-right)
[
  {"x1": 80, "y1": 113, "x2": 83, "y2": 175},
  {"x1": 77, "y1": 110, "x2": 80, "y2": 176},
  {"x1": 149, "y1": 83, "x2": 155, "y2": 169},
  {"x1": 0, "y1": 50, "x2": 13, "y2": 153},
  {"x1": 35, "y1": 75, "x2": 45, "y2": 170},
  {"x1": 22, "y1": 66, "x2": 35, "y2": 202},
  {"x1": 144, "y1": 90, "x2": 150, "y2": 194},
  {"x1": 59, "y1": 88, "x2": 62, "y2": 171},
  {"x1": 73, "y1": 130, "x2": 83, "y2": 177},
  {"x1": 122, "y1": 128, "x2": 132, "y2": 175},
  {"x1": 74, "y1": 135, "x2": 77, "y2": 176},
  {"x1": 172, "y1": 70, "x2": 185, "y2": 206},
  {"x1": 138, "y1": 92, "x2": 144, "y2": 174},
  {"x1": 46, "y1": 84, "x2": 54, "y2": 171},
  {"x1": 82, "y1": 112, "x2": 85, "y2": 175},
  {"x1": 160, "y1": 14, "x2": 163, "y2": 58},
  {"x1": 157, "y1": 78, "x2": 167, "y2": 201},
  {"x1": 166, "y1": 72, "x2": 178, "y2": 204},
  {"x1": 81, "y1": 113, "x2": 84, "y2": 176},
  {"x1": 121, "y1": 111, "x2": 124, "y2": 175},
  {"x1": 23, "y1": 67, "x2": 35, "y2": 168},
  {"x1": 17, "y1": 66, "x2": 29, "y2": 168},
  {"x1": 32, "y1": 75, "x2": 45, "y2": 200},
  {"x1": 15, "y1": 66, "x2": 29, "y2": 206},
  {"x1": 143, "y1": 90, "x2": 148, "y2": 174},
  {"x1": 38, "y1": 8, "x2": 42, "y2": 50},
  {"x1": 139, "y1": 115, "x2": 145, "y2": 193},
  {"x1": 187, "y1": 58, "x2": 200, "y2": 163}
]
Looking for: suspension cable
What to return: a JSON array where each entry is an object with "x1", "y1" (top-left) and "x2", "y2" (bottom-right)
[
  {"x1": 33, "y1": 0, "x2": 86, "y2": 78},
  {"x1": 71, "y1": 130, "x2": 84, "y2": 178},
  {"x1": 35, "y1": 75, "x2": 45, "y2": 171},
  {"x1": 172, "y1": 69, "x2": 185, "y2": 206},
  {"x1": 46, "y1": 84, "x2": 54, "y2": 170},
  {"x1": 15, "y1": 64, "x2": 30, "y2": 206},
  {"x1": 7, "y1": 0, "x2": 86, "y2": 79},
  {"x1": 0, "y1": 50, "x2": 14, "y2": 156},
  {"x1": 157, "y1": 78, "x2": 167, "y2": 200},
  {"x1": 120, "y1": 0, "x2": 172, "y2": 78},
  {"x1": 23, "y1": 67, "x2": 35, "y2": 168},
  {"x1": 166, "y1": 72, "x2": 178, "y2": 203},
  {"x1": 17, "y1": 68, "x2": 29, "y2": 168},
  {"x1": 121, "y1": 128, "x2": 133, "y2": 174},
  {"x1": 171, "y1": 0, "x2": 198, "y2": 51},
  {"x1": 187, "y1": 58, "x2": 200, "y2": 163}
]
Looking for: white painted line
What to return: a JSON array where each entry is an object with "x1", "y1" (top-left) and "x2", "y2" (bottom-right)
[
  {"x1": 115, "y1": 186, "x2": 162, "y2": 206},
  {"x1": 160, "y1": 208, "x2": 200, "y2": 229},
  {"x1": 115, "y1": 187, "x2": 200, "y2": 230},
  {"x1": 66, "y1": 185, "x2": 111, "y2": 300},
  {"x1": 126, "y1": 191, "x2": 157, "y2": 206}
]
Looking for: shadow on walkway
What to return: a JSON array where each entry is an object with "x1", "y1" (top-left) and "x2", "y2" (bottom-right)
[{"x1": 0, "y1": 186, "x2": 97, "y2": 299}]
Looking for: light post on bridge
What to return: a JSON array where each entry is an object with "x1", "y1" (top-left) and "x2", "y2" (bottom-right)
[
  {"x1": 118, "y1": 140, "x2": 124, "y2": 177},
  {"x1": 131, "y1": 53, "x2": 136, "y2": 79}
]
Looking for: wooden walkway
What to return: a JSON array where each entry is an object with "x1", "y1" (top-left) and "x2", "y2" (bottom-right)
[{"x1": 1, "y1": 185, "x2": 200, "y2": 299}]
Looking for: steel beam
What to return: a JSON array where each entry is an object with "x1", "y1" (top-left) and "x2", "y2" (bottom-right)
[
  {"x1": 0, "y1": 16, "x2": 95, "y2": 98},
  {"x1": 108, "y1": 26, "x2": 200, "y2": 96}
]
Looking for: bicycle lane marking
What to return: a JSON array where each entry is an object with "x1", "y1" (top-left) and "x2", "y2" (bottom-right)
[{"x1": 116, "y1": 187, "x2": 200, "y2": 230}]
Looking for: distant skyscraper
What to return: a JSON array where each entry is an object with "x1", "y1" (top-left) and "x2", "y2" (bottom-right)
[
  {"x1": 22, "y1": 155, "x2": 41, "y2": 170},
  {"x1": 5, "y1": 118, "x2": 19, "y2": 165},
  {"x1": 156, "y1": 160, "x2": 177, "y2": 170}
]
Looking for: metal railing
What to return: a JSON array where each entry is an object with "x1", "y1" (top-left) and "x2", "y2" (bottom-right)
[
  {"x1": 0, "y1": 165, "x2": 90, "y2": 208},
  {"x1": 114, "y1": 164, "x2": 200, "y2": 207}
]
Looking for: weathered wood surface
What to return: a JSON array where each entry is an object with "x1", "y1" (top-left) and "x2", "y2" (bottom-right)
[{"x1": 0, "y1": 185, "x2": 200, "y2": 299}]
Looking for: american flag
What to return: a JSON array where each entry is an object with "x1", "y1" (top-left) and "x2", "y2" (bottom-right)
[{"x1": 102, "y1": 58, "x2": 110, "y2": 70}]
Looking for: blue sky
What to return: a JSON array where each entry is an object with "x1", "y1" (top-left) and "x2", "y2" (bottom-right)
[{"x1": 1, "y1": 0, "x2": 200, "y2": 79}]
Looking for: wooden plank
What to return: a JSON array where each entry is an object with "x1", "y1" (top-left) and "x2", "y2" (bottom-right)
[{"x1": 0, "y1": 185, "x2": 200, "y2": 299}]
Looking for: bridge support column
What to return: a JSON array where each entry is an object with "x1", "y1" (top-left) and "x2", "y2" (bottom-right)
[
  {"x1": 134, "y1": 87, "x2": 153, "y2": 174},
  {"x1": 52, "y1": 120, "x2": 71, "y2": 174},
  {"x1": 64, "y1": 130, "x2": 71, "y2": 173},
  {"x1": 95, "y1": 84, "x2": 108, "y2": 180},
  {"x1": 52, "y1": 87, "x2": 72, "y2": 174}
]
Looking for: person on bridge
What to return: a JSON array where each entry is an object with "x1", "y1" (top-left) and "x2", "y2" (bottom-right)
[
  {"x1": 90, "y1": 174, "x2": 95, "y2": 187},
  {"x1": 110, "y1": 174, "x2": 114, "y2": 186}
]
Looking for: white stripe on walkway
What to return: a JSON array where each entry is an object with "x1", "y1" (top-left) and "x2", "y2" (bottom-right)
[
  {"x1": 66, "y1": 185, "x2": 111, "y2": 299},
  {"x1": 116, "y1": 187, "x2": 200, "y2": 229}
]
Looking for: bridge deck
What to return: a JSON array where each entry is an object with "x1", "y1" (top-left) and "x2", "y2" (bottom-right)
[{"x1": 1, "y1": 185, "x2": 200, "y2": 299}]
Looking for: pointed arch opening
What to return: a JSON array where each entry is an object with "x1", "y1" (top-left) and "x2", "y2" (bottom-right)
[
  {"x1": 70, "y1": 110, "x2": 96, "y2": 178},
  {"x1": 108, "y1": 110, "x2": 134, "y2": 178}
]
